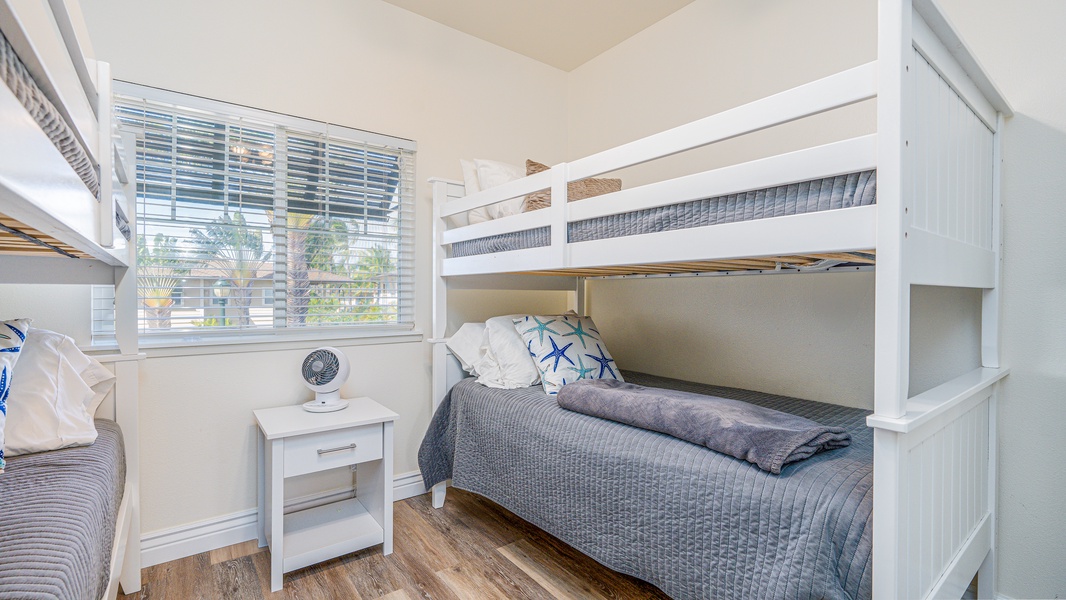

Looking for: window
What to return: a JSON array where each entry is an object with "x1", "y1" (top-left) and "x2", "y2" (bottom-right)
[{"x1": 94, "y1": 84, "x2": 415, "y2": 344}]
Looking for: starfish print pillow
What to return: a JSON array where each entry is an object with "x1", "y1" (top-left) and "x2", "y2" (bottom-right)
[
  {"x1": 512, "y1": 315, "x2": 623, "y2": 395},
  {"x1": 0, "y1": 318, "x2": 31, "y2": 474}
]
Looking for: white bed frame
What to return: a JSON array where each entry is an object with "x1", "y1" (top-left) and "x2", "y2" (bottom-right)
[
  {"x1": 428, "y1": 1, "x2": 1011, "y2": 598},
  {"x1": 0, "y1": 0, "x2": 142, "y2": 597}
]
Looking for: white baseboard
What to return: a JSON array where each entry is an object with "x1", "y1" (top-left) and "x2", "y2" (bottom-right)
[
  {"x1": 393, "y1": 470, "x2": 427, "y2": 499},
  {"x1": 140, "y1": 471, "x2": 426, "y2": 568}
]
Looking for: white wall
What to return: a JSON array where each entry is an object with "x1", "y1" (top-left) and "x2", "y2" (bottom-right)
[
  {"x1": 566, "y1": 0, "x2": 877, "y2": 187},
  {"x1": 76, "y1": 0, "x2": 569, "y2": 534},
  {"x1": 0, "y1": 285, "x2": 92, "y2": 342},
  {"x1": 571, "y1": 0, "x2": 1066, "y2": 597},
  {"x1": 938, "y1": 2, "x2": 1066, "y2": 598}
]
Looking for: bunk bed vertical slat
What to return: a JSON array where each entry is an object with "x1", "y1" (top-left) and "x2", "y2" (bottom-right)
[{"x1": 549, "y1": 162, "x2": 568, "y2": 269}]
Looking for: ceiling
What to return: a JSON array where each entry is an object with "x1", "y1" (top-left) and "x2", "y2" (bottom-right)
[{"x1": 380, "y1": 0, "x2": 696, "y2": 71}]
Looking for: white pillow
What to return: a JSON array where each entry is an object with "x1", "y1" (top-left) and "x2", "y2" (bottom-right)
[
  {"x1": 467, "y1": 159, "x2": 525, "y2": 224},
  {"x1": 0, "y1": 318, "x2": 31, "y2": 473},
  {"x1": 446, "y1": 322, "x2": 486, "y2": 374},
  {"x1": 473, "y1": 315, "x2": 541, "y2": 389},
  {"x1": 4, "y1": 328, "x2": 116, "y2": 457},
  {"x1": 459, "y1": 159, "x2": 482, "y2": 195}
]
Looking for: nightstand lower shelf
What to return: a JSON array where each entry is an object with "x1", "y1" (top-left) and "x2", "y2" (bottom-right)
[{"x1": 282, "y1": 497, "x2": 384, "y2": 573}]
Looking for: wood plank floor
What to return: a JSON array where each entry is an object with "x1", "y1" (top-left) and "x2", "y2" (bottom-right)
[{"x1": 120, "y1": 489, "x2": 669, "y2": 600}]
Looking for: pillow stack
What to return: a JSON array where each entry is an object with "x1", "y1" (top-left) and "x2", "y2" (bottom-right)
[
  {"x1": 460, "y1": 159, "x2": 526, "y2": 224},
  {"x1": 447, "y1": 313, "x2": 622, "y2": 396},
  {"x1": 0, "y1": 324, "x2": 116, "y2": 472},
  {"x1": 447, "y1": 315, "x2": 541, "y2": 389}
]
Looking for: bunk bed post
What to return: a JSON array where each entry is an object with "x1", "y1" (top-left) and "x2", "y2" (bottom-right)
[
  {"x1": 873, "y1": 0, "x2": 915, "y2": 598},
  {"x1": 95, "y1": 62, "x2": 114, "y2": 248},
  {"x1": 981, "y1": 114, "x2": 1004, "y2": 370},
  {"x1": 430, "y1": 178, "x2": 450, "y2": 509},
  {"x1": 431, "y1": 178, "x2": 449, "y2": 412},
  {"x1": 114, "y1": 128, "x2": 141, "y2": 594},
  {"x1": 573, "y1": 277, "x2": 586, "y2": 317},
  {"x1": 874, "y1": 0, "x2": 914, "y2": 422},
  {"x1": 976, "y1": 112, "x2": 1005, "y2": 599}
]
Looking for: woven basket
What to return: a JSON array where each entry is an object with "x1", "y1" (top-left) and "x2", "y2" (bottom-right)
[{"x1": 522, "y1": 160, "x2": 621, "y2": 212}]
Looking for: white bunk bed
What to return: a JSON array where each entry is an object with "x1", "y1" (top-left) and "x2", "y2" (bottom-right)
[
  {"x1": 0, "y1": 0, "x2": 141, "y2": 598},
  {"x1": 428, "y1": 1, "x2": 1011, "y2": 598}
]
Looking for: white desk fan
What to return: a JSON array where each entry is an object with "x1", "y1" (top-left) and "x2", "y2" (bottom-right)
[{"x1": 300, "y1": 347, "x2": 350, "y2": 412}]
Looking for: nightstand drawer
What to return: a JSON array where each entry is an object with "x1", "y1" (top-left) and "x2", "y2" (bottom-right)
[{"x1": 284, "y1": 424, "x2": 383, "y2": 477}]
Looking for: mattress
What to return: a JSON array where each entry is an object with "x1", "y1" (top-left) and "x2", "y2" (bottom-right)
[
  {"x1": 0, "y1": 29, "x2": 100, "y2": 199},
  {"x1": 451, "y1": 170, "x2": 877, "y2": 257},
  {"x1": 0, "y1": 420, "x2": 126, "y2": 600},
  {"x1": 419, "y1": 372, "x2": 873, "y2": 600}
]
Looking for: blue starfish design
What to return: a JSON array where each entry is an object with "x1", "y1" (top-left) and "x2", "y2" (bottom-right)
[
  {"x1": 527, "y1": 340, "x2": 536, "y2": 358},
  {"x1": 522, "y1": 317, "x2": 559, "y2": 345},
  {"x1": 585, "y1": 344, "x2": 617, "y2": 379},
  {"x1": 539, "y1": 337, "x2": 575, "y2": 372},
  {"x1": 567, "y1": 355, "x2": 597, "y2": 381},
  {"x1": 6, "y1": 323, "x2": 25, "y2": 342},
  {"x1": 0, "y1": 367, "x2": 8, "y2": 410},
  {"x1": 561, "y1": 319, "x2": 596, "y2": 349}
]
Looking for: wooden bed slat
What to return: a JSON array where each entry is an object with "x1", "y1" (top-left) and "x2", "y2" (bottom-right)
[
  {"x1": 514, "y1": 251, "x2": 876, "y2": 277},
  {"x1": 0, "y1": 214, "x2": 91, "y2": 259}
]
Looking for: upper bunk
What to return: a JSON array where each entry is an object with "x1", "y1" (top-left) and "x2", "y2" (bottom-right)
[
  {"x1": 432, "y1": 0, "x2": 1012, "y2": 287},
  {"x1": 0, "y1": 0, "x2": 133, "y2": 273}
]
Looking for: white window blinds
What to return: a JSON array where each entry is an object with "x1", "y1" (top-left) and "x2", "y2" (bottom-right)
[{"x1": 96, "y1": 84, "x2": 415, "y2": 342}]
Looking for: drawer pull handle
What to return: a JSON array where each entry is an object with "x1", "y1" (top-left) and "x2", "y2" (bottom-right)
[{"x1": 317, "y1": 443, "x2": 357, "y2": 455}]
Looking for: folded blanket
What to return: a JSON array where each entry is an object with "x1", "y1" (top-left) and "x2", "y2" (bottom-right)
[{"x1": 557, "y1": 379, "x2": 851, "y2": 474}]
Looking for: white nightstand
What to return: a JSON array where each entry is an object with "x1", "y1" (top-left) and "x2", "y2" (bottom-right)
[{"x1": 254, "y1": 398, "x2": 398, "y2": 592}]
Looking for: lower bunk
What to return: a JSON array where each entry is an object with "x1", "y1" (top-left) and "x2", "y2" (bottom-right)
[
  {"x1": 420, "y1": 372, "x2": 873, "y2": 600},
  {"x1": 0, "y1": 420, "x2": 127, "y2": 600}
]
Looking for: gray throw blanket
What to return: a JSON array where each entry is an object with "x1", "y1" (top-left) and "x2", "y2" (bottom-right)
[{"x1": 558, "y1": 378, "x2": 851, "y2": 474}]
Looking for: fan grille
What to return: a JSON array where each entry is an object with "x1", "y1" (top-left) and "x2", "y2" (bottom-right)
[{"x1": 302, "y1": 350, "x2": 340, "y2": 386}]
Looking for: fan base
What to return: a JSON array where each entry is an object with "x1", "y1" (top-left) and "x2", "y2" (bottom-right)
[{"x1": 302, "y1": 399, "x2": 350, "y2": 413}]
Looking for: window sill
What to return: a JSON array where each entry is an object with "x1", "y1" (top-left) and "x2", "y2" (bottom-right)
[{"x1": 85, "y1": 327, "x2": 424, "y2": 359}]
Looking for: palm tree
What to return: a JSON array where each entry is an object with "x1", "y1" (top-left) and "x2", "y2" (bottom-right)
[
  {"x1": 138, "y1": 234, "x2": 187, "y2": 330},
  {"x1": 269, "y1": 211, "x2": 350, "y2": 325},
  {"x1": 356, "y1": 245, "x2": 395, "y2": 307},
  {"x1": 274, "y1": 211, "x2": 314, "y2": 326},
  {"x1": 191, "y1": 212, "x2": 269, "y2": 327}
]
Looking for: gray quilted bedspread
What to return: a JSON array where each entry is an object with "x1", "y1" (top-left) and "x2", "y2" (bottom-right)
[
  {"x1": 0, "y1": 29, "x2": 100, "y2": 199},
  {"x1": 0, "y1": 420, "x2": 126, "y2": 600},
  {"x1": 452, "y1": 170, "x2": 876, "y2": 257},
  {"x1": 419, "y1": 372, "x2": 873, "y2": 600}
]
